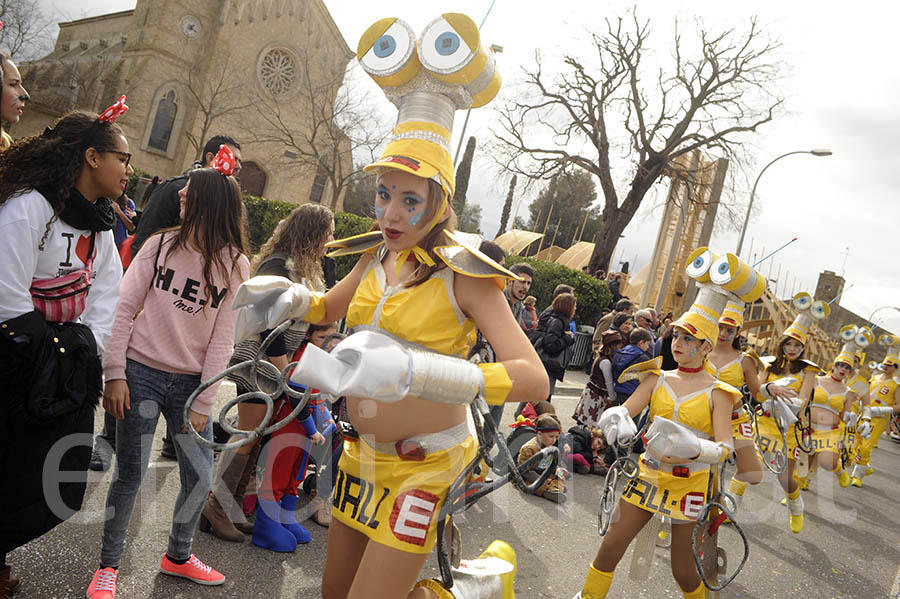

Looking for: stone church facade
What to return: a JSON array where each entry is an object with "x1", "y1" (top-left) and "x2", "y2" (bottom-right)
[{"x1": 13, "y1": 0, "x2": 353, "y2": 209}]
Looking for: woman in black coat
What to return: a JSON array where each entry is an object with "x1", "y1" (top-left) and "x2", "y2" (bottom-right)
[{"x1": 533, "y1": 293, "x2": 577, "y2": 398}]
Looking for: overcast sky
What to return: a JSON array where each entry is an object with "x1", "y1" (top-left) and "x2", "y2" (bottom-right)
[{"x1": 35, "y1": 1, "x2": 900, "y2": 334}]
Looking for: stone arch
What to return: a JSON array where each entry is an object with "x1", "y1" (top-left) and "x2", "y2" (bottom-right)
[
  {"x1": 148, "y1": 89, "x2": 178, "y2": 151},
  {"x1": 141, "y1": 81, "x2": 188, "y2": 160},
  {"x1": 240, "y1": 160, "x2": 268, "y2": 197}
]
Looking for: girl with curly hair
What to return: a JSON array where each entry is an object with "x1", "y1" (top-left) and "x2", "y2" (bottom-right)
[
  {"x1": 199, "y1": 203, "x2": 335, "y2": 547},
  {"x1": 0, "y1": 108, "x2": 130, "y2": 595}
]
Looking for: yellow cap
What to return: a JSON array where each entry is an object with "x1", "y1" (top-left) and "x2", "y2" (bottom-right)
[
  {"x1": 880, "y1": 334, "x2": 899, "y2": 367},
  {"x1": 364, "y1": 121, "x2": 455, "y2": 197},
  {"x1": 673, "y1": 285, "x2": 730, "y2": 345},
  {"x1": 783, "y1": 292, "x2": 830, "y2": 345},
  {"x1": 719, "y1": 299, "x2": 746, "y2": 329}
]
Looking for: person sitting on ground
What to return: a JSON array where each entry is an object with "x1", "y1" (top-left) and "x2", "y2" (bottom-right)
[
  {"x1": 611, "y1": 328, "x2": 654, "y2": 404},
  {"x1": 568, "y1": 425, "x2": 615, "y2": 475},
  {"x1": 517, "y1": 414, "x2": 568, "y2": 503}
]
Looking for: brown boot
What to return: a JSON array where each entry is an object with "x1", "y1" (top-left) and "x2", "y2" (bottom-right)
[
  {"x1": 232, "y1": 444, "x2": 260, "y2": 534},
  {"x1": 309, "y1": 491, "x2": 331, "y2": 527},
  {"x1": 200, "y1": 450, "x2": 250, "y2": 542}
]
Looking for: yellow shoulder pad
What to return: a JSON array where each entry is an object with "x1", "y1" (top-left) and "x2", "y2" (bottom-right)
[
  {"x1": 434, "y1": 230, "x2": 522, "y2": 291},
  {"x1": 325, "y1": 231, "x2": 384, "y2": 258},
  {"x1": 743, "y1": 349, "x2": 764, "y2": 372},
  {"x1": 713, "y1": 381, "x2": 743, "y2": 404},
  {"x1": 618, "y1": 356, "x2": 662, "y2": 385}
]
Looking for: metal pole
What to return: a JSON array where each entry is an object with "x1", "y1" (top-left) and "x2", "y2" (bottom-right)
[{"x1": 736, "y1": 150, "x2": 831, "y2": 255}]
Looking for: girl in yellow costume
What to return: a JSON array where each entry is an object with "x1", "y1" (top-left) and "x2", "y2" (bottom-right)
[
  {"x1": 705, "y1": 299, "x2": 764, "y2": 518},
  {"x1": 754, "y1": 292, "x2": 827, "y2": 533},
  {"x1": 574, "y1": 249, "x2": 761, "y2": 599},
  {"x1": 230, "y1": 14, "x2": 543, "y2": 599},
  {"x1": 806, "y1": 346, "x2": 857, "y2": 488},
  {"x1": 850, "y1": 334, "x2": 900, "y2": 487}
]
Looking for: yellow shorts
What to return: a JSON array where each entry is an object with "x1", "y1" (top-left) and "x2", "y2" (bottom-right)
[
  {"x1": 732, "y1": 410, "x2": 753, "y2": 442},
  {"x1": 755, "y1": 415, "x2": 801, "y2": 462},
  {"x1": 811, "y1": 426, "x2": 841, "y2": 455},
  {"x1": 621, "y1": 457, "x2": 711, "y2": 522},
  {"x1": 331, "y1": 435, "x2": 478, "y2": 554}
]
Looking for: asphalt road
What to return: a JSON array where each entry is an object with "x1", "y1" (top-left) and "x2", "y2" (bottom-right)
[{"x1": 7, "y1": 373, "x2": 900, "y2": 598}]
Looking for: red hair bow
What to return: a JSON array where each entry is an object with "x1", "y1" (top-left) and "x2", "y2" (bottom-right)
[
  {"x1": 98, "y1": 95, "x2": 128, "y2": 123},
  {"x1": 210, "y1": 144, "x2": 236, "y2": 176}
]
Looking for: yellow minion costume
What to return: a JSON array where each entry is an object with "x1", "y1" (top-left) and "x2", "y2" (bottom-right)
[
  {"x1": 325, "y1": 13, "x2": 518, "y2": 570},
  {"x1": 828, "y1": 326, "x2": 874, "y2": 470},
  {"x1": 851, "y1": 334, "x2": 900, "y2": 487},
  {"x1": 755, "y1": 292, "x2": 827, "y2": 464},
  {"x1": 619, "y1": 249, "x2": 761, "y2": 522},
  {"x1": 577, "y1": 249, "x2": 759, "y2": 599},
  {"x1": 705, "y1": 299, "x2": 755, "y2": 443}
]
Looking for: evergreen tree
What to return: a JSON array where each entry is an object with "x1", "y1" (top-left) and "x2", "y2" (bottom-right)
[
  {"x1": 496, "y1": 174, "x2": 517, "y2": 236},
  {"x1": 452, "y1": 136, "x2": 477, "y2": 213}
]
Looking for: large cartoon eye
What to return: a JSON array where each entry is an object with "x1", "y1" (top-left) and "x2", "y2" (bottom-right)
[
  {"x1": 358, "y1": 18, "x2": 420, "y2": 87},
  {"x1": 839, "y1": 325, "x2": 858, "y2": 342},
  {"x1": 792, "y1": 292, "x2": 812, "y2": 311},
  {"x1": 685, "y1": 247, "x2": 716, "y2": 282},
  {"x1": 419, "y1": 14, "x2": 480, "y2": 76},
  {"x1": 855, "y1": 331, "x2": 872, "y2": 348},
  {"x1": 869, "y1": 361, "x2": 879, "y2": 370},
  {"x1": 810, "y1": 300, "x2": 829, "y2": 320},
  {"x1": 879, "y1": 334, "x2": 899, "y2": 347},
  {"x1": 709, "y1": 254, "x2": 736, "y2": 285}
]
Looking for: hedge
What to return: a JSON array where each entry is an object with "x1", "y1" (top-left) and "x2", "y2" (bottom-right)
[
  {"x1": 242, "y1": 195, "x2": 298, "y2": 252},
  {"x1": 505, "y1": 255, "x2": 612, "y2": 327},
  {"x1": 334, "y1": 212, "x2": 374, "y2": 280}
]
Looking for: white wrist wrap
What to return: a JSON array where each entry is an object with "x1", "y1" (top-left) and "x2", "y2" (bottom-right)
[
  {"x1": 408, "y1": 349, "x2": 484, "y2": 406},
  {"x1": 868, "y1": 406, "x2": 894, "y2": 418},
  {"x1": 696, "y1": 439, "x2": 732, "y2": 464}
]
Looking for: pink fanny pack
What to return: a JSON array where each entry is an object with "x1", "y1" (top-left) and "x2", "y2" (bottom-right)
[{"x1": 30, "y1": 232, "x2": 96, "y2": 323}]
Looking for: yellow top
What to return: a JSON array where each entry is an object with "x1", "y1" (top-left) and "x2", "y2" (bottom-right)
[
  {"x1": 704, "y1": 356, "x2": 745, "y2": 407},
  {"x1": 869, "y1": 374, "x2": 899, "y2": 408},
  {"x1": 756, "y1": 360, "x2": 819, "y2": 401},
  {"x1": 648, "y1": 373, "x2": 741, "y2": 440},
  {"x1": 810, "y1": 381, "x2": 846, "y2": 416},
  {"x1": 346, "y1": 256, "x2": 475, "y2": 357},
  {"x1": 847, "y1": 372, "x2": 870, "y2": 401}
]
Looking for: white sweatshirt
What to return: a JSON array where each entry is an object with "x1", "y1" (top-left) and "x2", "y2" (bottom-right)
[{"x1": 0, "y1": 189, "x2": 122, "y2": 353}]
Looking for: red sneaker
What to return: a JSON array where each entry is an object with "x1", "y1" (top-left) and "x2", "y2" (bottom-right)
[
  {"x1": 86, "y1": 567, "x2": 118, "y2": 599},
  {"x1": 159, "y1": 554, "x2": 225, "y2": 586}
]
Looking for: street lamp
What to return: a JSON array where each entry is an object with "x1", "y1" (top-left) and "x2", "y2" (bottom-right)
[{"x1": 735, "y1": 148, "x2": 833, "y2": 256}]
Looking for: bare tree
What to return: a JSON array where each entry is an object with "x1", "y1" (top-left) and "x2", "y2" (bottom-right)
[
  {"x1": 251, "y1": 53, "x2": 389, "y2": 210},
  {"x1": 492, "y1": 12, "x2": 783, "y2": 272},
  {"x1": 178, "y1": 50, "x2": 253, "y2": 161},
  {"x1": 0, "y1": 0, "x2": 54, "y2": 60}
]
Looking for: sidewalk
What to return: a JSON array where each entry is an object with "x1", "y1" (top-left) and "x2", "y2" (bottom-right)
[{"x1": 555, "y1": 368, "x2": 588, "y2": 397}]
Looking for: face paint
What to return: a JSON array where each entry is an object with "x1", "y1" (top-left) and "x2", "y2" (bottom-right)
[
  {"x1": 405, "y1": 194, "x2": 426, "y2": 226},
  {"x1": 375, "y1": 203, "x2": 384, "y2": 219}
]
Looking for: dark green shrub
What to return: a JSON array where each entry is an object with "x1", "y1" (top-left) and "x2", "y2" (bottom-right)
[
  {"x1": 505, "y1": 255, "x2": 612, "y2": 326},
  {"x1": 242, "y1": 195, "x2": 297, "y2": 252}
]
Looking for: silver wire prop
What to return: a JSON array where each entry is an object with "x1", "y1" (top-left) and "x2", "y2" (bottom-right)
[
  {"x1": 746, "y1": 398, "x2": 788, "y2": 475},
  {"x1": 596, "y1": 420, "x2": 646, "y2": 536},
  {"x1": 183, "y1": 320, "x2": 313, "y2": 451}
]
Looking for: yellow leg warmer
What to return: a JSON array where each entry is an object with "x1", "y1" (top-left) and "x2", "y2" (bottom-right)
[
  {"x1": 581, "y1": 565, "x2": 614, "y2": 599},
  {"x1": 682, "y1": 581, "x2": 708, "y2": 598},
  {"x1": 728, "y1": 478, "x2": 748, "y2": 496}
]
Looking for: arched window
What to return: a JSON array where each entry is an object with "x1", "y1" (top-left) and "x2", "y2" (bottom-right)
[
  {"x1": 240, "y1": 161, "x2": 267, "y2": 197},
  {"x1": 148, "y1": 90, "x2": 178, "y2": 151}
]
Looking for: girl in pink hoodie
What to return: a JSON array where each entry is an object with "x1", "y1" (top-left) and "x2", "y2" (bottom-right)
[{"x1": 88, "y1": 163, "x2": 249, "y2": 599}]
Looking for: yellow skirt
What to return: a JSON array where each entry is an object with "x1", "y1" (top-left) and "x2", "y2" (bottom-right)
[
  {"x1": 621, "y1": 457, "x2": 711, "y2": 522},
  {"x1": 331, "y1": 435, "x2": 478, "y2": 554},
  {"x1": 732, "y1": 410, "x2": 753, "y2": 442},
  {"x1": 755, "y1": 415, "x2": 801, "y2": 462},
  {"x1": 811, "y1": 426, "x2": 841, "y2": 455}
]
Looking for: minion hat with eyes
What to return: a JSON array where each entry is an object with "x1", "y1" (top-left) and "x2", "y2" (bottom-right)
[
  {"x1": 834, "y1": 324, "x2": 874, "y2": 367},
  {"x1": 783, "y1": 292, "x2": 830, "y2": 346},
  {"x1": 672, "y1": 248, "x2": 767, "y2": 346},
  {"x1": 357, "y1": 14, "x2": 501, "y2": 203},
  {"x1": 879, "y1": 333, "x2": 900, "y2": 368}
]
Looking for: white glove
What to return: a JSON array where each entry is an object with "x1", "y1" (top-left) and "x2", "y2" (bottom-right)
[
  {"x1": 762, "y1": 398, "x2": 800, "y2": 429},
  {"x1": 644, "y1": 417, "x2": 700, "y2": 460},
  {"x1": 289, "y1": 329, "x2": 483, "y2": 405},
  {"x1": 759, "y1": 377, "x2": 799, "y2": 401},
  {"x1": 232, "y1": 276, "x2": 312, "y2": 344},
  {"x1": 843, "y1": 412, "x2": 859, "y2": 427},
  {"x1": 598, "y1": 406, "x2": 637, "y2": 448},
  {"x1": 857, "y1": 419, "x2": 872, "y2": 439}
]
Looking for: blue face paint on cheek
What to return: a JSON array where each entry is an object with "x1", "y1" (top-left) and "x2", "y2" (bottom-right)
[
  {"x1": 408, "y1": 210, "x2": 425, "y2": 226},
  {"x1": 688, "y1": 345, "x2": 697, "y2": 358},
  {"x1": 374, "y1": 204, "x2": 384, "y2": 219}
]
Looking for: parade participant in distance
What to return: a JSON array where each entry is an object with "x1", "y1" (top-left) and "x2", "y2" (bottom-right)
[
  {"x1": 574, "y1": 248, "x2": 764, "y2": 599},
  {"x1": 754, "y1": 292, "x2": 828, "y2": 533},
  {"x1": 705, "y1": 300, "x2": 764, "y2": 518}
]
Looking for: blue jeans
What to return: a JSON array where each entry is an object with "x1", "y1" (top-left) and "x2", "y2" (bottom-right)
[{"x1": 100, "y1": 359, "x2": 213, "y2": 568}]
